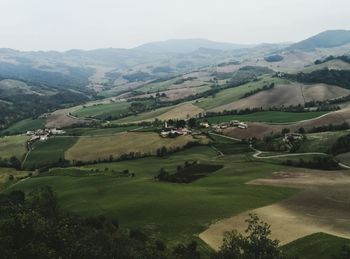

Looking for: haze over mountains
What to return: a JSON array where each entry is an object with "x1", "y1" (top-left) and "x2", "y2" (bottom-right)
[{"x1": 0, "y1": 29, "x2": 350, "y2": 129}]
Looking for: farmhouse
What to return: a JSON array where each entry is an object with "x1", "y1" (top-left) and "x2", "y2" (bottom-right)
[
  {"x1": 200, "y1": 122, "x2": 210, "y2": 128},
  {"x1": 27, "y1": 128, "x2": 66, "y2": 143},
  {"x1": 160, "y1": 128, "x2": 192, "y2": 138},
  {"x1": 284, "y1": 133, "x2": 304, "y2": 141}
]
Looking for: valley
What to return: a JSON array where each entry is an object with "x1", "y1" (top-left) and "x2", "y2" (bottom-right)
[{"x1": 1, "y1": 29, "x2": 350, "y2": 258}]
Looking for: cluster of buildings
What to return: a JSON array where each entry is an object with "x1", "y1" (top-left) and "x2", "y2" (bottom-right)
[
  {"x1": 160, "y1": 122, "x2": 192, "y2": 138},
  {"x1": 26, "y1": 128, "x2": 65, "y2": 142},
  {"x1": 283, "y1": 133, "x2": 304, "y2": 142},
  {"x1": 205, "y1": 120, "x2": 248, "y2": 130}
]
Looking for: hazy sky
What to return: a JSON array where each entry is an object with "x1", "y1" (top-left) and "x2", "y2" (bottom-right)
[{"x1": 0, "y1": 0, "x2": 349, "y2": 51}]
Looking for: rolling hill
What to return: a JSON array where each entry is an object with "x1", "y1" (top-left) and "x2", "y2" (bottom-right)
[{"x1": 290, "y1": 30, "x2": 350, "y2": 50}]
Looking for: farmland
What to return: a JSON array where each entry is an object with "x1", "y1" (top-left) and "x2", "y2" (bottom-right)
[
  {"x1": 283, "y1": 233, "x2": 350, "y2": 259},
  {"x1": 204, "y1": 111, "x2": 328, "y2": 124},
  {"x1": 194, "y1": 77, "x2": 287, "y2": 111},
  {"x1": 8, "y1": 146, "x2": 296, "y2": 247},
  {"x1": 23, "y1": 137, "x2": 78, "y2": 170},
  {"x1": 0, "y1": 135, "x2": 29, "y2": 159},
  {"x1": 72, "y1": 101, "x2": 130, "y2": 119},
  {"x1": 1, "y1": 118, "x2": 45, "y2": 135},
  {"x1": 115, "y1": 103, "x2": 204, "y2": 124},
  {"x1": 65, "y1": 132, "x2": 203, "y2": 162}
]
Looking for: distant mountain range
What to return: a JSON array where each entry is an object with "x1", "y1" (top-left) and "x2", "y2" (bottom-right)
[{"x1": 133, "y1": 38, "x2": 251, "y2": 53}]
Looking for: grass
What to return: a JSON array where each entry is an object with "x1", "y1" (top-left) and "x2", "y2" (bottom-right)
[
  {"x1": 203, "y1": 111, "x2": 328, "y2": 124},
  {"x1": 0, "y1": 167, "x2": 32, "y2": 191},
  {"x1": 194, "y1": 77, "x2": 287, "y2": 111},
  {"x1": 209, "y1": 133, "x2": 250, "y2": 155},
  {"x1": 283, "y1": 233, "x2": 350, "y2": 259},
  {"x1": 1, "y1": 118, "x2": 46, "y2": 135},
  {"x1": 114, "y1": 103, "x2": 204, "y2": 124},
  {"x1": 0, "y1": 135, "x2": 29, "y2": 160},
  {"x1": 65, "y1": 132, "x2": 202, "y2": 162},
  {"x1": 24, "y1": 137, "x2": 78, "y2": 170},
  {"x1": 113, "y1": 106, "x2": 174, "y2": 124},
  {"x1": 63, "y1": 126, "x2": 140, "y2": 136},
  {"x1": 297, "y1": 131, "x2": 350, "y2": 153},
  {"x1": 72, "y1": 101, "x2": 130, "y2": 119},
  {"x1": 336, "y1": 152, "x2": 350, "y2": 166},
  {"x1": 8, "y1": 146, "x2": 296, "y2": 248},
  {"x1": 137, "y1": 77, "x2": 180, "y2": 93}
]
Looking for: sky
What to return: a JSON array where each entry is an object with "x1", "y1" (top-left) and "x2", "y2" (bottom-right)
[{"x1": 0, "y1": 0, "x2": 349, "y2": 51}]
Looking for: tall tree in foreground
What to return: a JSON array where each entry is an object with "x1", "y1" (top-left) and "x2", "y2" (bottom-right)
[{"x1": 212, "y1": 213, "x2": 290, "y2": 259}]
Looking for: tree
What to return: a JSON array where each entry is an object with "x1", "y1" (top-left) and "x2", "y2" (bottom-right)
[{"x1": 212, "y1": 213, "x2": 289, "y2": 259}]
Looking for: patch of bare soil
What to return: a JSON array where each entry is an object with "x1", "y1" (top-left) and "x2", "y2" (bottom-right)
[
  {"x1": 200, "y1": 168, "x2": 350, "y2": 250},
  {"x1": 45, "y1": 107, "x2": 91, "y2": 128}
]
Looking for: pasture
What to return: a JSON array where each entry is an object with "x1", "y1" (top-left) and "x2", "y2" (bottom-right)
[
  {"x1": 8, "y1": 146, "x2": 296, "y2": 247},
  {"x1": 200, "y1": 168, "x2": 350, "y2": 250},
  {"x1": 283, "y1": 233, "x2": 350, "y2": 259},
  {"x1": 72, "y1": 101, "x2": 130, "y2": 119},
  {"x1": 2, "y1": 118, "x2": 45, "y2": 135},
  {"x1": 204, "y1": 111, "x2": 328, "y2": 124},
  {"x1": 0, "y1": 167, "x2": 32, "y2": 190},
  {"x1": 297, "y1": 130, "x2": 349, "y2": 153},
  {"x1": 195, "y1": 77, "x2": 286, "y2": 111},
  {"x1": 115, "y1": 103, "x2": 203, "y2": 124},
  {"x1": 63, "y1": 125, "x2": 139, "y2": 136},
  {"x1": 24, "y1": 137, "x2": 78, "y2": 169},
  {"x1": 65, "y1": 132, "x2": 204, "y2": 162},
  {"x1": 0, "y1": 135, "x2": 29, "y2": 159}
]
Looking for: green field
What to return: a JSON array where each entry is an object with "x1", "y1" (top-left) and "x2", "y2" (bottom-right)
[
  {"x1": 1, "y1": 118, "x2": 46, "y2": 135},
  {"x1": 209, "y1": 133, "x2": 251, "y2": 155},
  {"x1": 72, "y1": 101, "x2": 130, "y2": 119},
  {"x1": 204, "y1": 111, "x2": 328, "y2": 124},
  {"x1": 297, "y1": 131, "x2": 350, "y2": 153},
  {"x1": 24, "y1": 137, "x2": 78, "y2": 169},
  {"x1": 137, "y1": 77, "x2": 179, "y2": 93},
  {"x1": 283, "y1": 233, "x2": 350, "y2": 259},
  {"x1": 114, "y1": 105, "x2": 174, "y2": 124},
  {"x1": 65, "y1": 132, "x2": 203, "y2": 162},
  {"x1": 336, "y1": 152, "x2": 350, "y2": 166},
  {"x1": 194, "y1": 77, "x2": 287, "y2": 111},
  {"x1": 64, "y1": 126, "x2": 140, "y2": 136},
  {"x1": 0, "y1": 135, "x2": 29, "y2": 159},
  {"x1": 0, "y1": 167, "x2": 32, "y2": 190},
  {"x1": 8, "y1": 146, "x2": 296, "y2": 247}
]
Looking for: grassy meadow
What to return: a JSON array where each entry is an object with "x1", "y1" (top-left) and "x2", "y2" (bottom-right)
[
  {"x1": 72, "y1": 101, "x2": 130, "y2": 119},
  {"x1": 297, "y1": 130, "x2": 350, "y2": 153},
  {"x1": 0, "y1": 135, "x2": 29, "y2": 159},
  {"x1": 194, "y1": 77, "x2": 287, "y2": 111},
  {"x1": 8, "y1": 146, "x2": 296, "y2": 248},
  {"x1": 24, "y1": 137, "x2": 78, "y2": 169},
  {"x1": 204, "y1": 111, "x2": 328, "y2": 124},
  {"x1": 283, "y1": 233, "x2": 350, "y2": 259},
  {"x1": 65, "y1": 132, "x2": 204, "y2": 162},
  {"x1": 1, "y1": 118, "x2": 45, "y2": 135}
]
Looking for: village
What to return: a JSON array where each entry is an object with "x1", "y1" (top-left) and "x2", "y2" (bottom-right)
[{"x1": 159, "y1": 120, "x2": 248, "y2": 138}]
